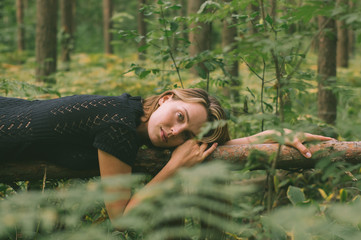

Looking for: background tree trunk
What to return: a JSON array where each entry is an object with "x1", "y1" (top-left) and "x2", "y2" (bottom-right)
[
  {"x1": 336, "y1": 0, "x2": 349, "y2": 68},
  {"x1": 248, "y1": 2, "x2": 259, "y2": 34},
  {"x1": 60, "y1": 0, "x2": 74, "y2": 71},
  {"x1": 137, "y1": 0, "x2": 147, "y2": 60},
  {"x1": 222, "y1": 0, "x2": 240, "y2": 110},
  {"x1": 270, "y1": 0, "x2": 277, "y2": 22},
  {"x1": 317, "y1": 14, "x2": 337, "y2": 125},
  {"x1": 103, "y1": 0, "x2": 113, "y2": 54},
  {"x1": 188, "y1": 0, "x2": 211, "y2": 76},
  {"x1": 0, "y1": 0, "x2": 3, "y2": 23},
  {"x1": 16, "y1": 0, "x2": 25, "y2": 52},
  {"x1": 35, "y1": 0, "x2": 58, "y2": 83},
  {"x1": 348, "y1": 0, "x2": 355, "y2": 57},
  {"x1": 311, "y1": 17, "x2": 319, "y2": 52}
]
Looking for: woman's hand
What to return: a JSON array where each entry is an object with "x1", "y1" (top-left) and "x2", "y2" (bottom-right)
[
  {"x1": 225, "y1": 129, "x2": 335, "y2": 159},
  {"x1": 169, "y1": 139, "x2": 218, "y2": 168},
  {"x1": 283, "y1": 130, "x2": 335, "y2": 158}
]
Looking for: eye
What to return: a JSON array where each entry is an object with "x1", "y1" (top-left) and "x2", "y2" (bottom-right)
[{"x1": 177, "y1": 112, "x2": 184, "y2": 121}]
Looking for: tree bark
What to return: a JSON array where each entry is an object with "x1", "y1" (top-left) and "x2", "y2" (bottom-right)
[
  {"x1": 317, "y1": 14, "x2": 337, "y2": 125},
  {"x1": 270, "y1": 0, "x2": 277, "y2": 22},
  {"x1": 347, "y1": 0, "x2": 355, "y2": 57},
  {"x1": 188, "y1": 0, "x2": 211, "y2": 76},
  {"x1": 35, "y1": 0, "x2": 58, "y2": 83},
  {"x1": 336, "y1": 0, "x2": 349, "y2": 68},
  {"x1": 16, "y1": 0, "x2": 25, "y2": 52},
  {"x1": 222, "y1": 0, "x2": 240, "y2": 108},
  {"x1": 1, "y1": 141, "x2": 360, "y2": 183},
  {"x1": 311, "y1": 17, "x2": 319, "y2": 52},
  {"x1": 137, "y1": 0, "x2": 147, "y2": 60},
  {"x1": 60, "y1": 0, "x2": 74, "y2": 71},
  {"x1": 103, "y1": 0, "x2": 113, "y2": 54},
  {"x1": 248, "y1": 2, "x2": 259, "y2": 34}
]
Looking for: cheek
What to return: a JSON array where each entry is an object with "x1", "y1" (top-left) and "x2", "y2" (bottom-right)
[{"x1": 169, "y1": 136, "x2": 186, "y2": 147}]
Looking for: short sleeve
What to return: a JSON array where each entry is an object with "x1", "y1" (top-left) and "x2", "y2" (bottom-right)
[{"x1": 93, "y1": 123, "x2": 138, "y2": 167}]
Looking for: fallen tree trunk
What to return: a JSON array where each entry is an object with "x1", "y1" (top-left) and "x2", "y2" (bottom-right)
[{"x1": 0, "y1": 141, "x2": 360, "y2": 183}]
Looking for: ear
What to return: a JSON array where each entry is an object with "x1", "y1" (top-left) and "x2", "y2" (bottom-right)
[{"x1": 158, "y1": 94, "x2": 174, "y2": 106}]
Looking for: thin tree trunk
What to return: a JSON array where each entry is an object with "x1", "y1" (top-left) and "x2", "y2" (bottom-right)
[
  {"x1": 311, "y1": 17, "x2": 319, "y2": 52},
  {"x1": 0, "y1": 0, "x2": 3, "y2": 23},
  {"x1": 103, "y1": 0, "x2": 113, "y2": 54},
  {"x1": 348, "y1": 0, "x2": 355, "y2": 57},
  {"x1": 137, "y1": 0, "x2": 147, "y2": 60},
  {"x1": 222, "y1": 0, "x2": 240, "y2": 109},
  {"x1": 317, "y1": 14, "x2": 337, "y2": 125},
  {"x1": 188, "y1": 0, "x2": 211, "y2": 76},
  {"x1": 248, "y1": 2, "x2": 259, "y2": 34},
  {"x1": 336, "y1": 0, "x2": 349, "y2": 68},
  {"x1": 1, "y1": 141, "x2": 360, "y2": 183},
  {"x1": 16, "y1": 0, "x2": 25, "y2": 52},
  {"x1": 35, "y1": 0, "x2": 58, "y2": 83},
  {"x1": 60, "y1": 0, "x2": 74, "y2": 71},
  {"x1": 270, "y1": 0, "x2": 277, "y2": 22}
]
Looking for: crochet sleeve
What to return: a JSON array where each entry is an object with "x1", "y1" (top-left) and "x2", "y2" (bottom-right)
[{"x1": 93, "y1": 123, "x2": 138, "y2": 167}]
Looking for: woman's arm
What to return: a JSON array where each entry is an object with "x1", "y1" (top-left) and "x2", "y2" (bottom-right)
[
  {"x1": 98, "y1": 140, "x2": 218, "y2": 219},
  {"x1": 224, "y1": 129, "x2": 334, "y2": 158},
  {"x1": 124, "y1": 140, "x2": 218, "y2": 214},
  {"x1": 98, "y1": 150, "x2": 132, "y2": 220}
]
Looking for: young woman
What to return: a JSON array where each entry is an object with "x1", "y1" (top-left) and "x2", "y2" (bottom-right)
[{"x1": 0, "y1": 88, "x2": 333, "y2": 219}]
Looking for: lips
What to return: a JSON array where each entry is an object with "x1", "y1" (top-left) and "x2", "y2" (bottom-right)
[{"x1": 161, "y1": 127, "x2": 168, "y2": 143}]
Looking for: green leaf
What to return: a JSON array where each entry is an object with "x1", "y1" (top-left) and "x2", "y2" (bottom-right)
[
  {"x1": 340, "y1": 189, "x2": 347, "y2": 203},
  {"x1": 287, "y1": 186, "x2": 306, "y2": 206},
  {"x1": 195, "y1": 65, "x2": 207, "y2": 79},
  {"x1": 184, "y1": 61, "x2": 194, "y2": 69},
  {"x1": 164, "y1": 30, "x2": 173, "y2": 37},
  {"x1": 151, "y1": 69, "x2": 160, "y2": 74},
  {"x1": 170, "y1": 22, "x2": 179, "y2": 32},
  {"x1": 265, "y1": 14, "x2": 273, "y2": 26},
  {"x1": 169, "y1": 4, "x2": 182, "y2": 10},
  {"x1": 138, "y1": 44, "x2": 150, "y2": 52},
  {"x1": 203, "y1": 61, "x2": 216, "y2": 71},
  {"x1": 139, "y1": 70, "x2": 151, "y2": 79},
  {"x1": 134, "y1": 67, "x2": 151, "y2": 79}
]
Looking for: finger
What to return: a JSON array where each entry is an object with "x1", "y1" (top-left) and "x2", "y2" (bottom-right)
[
  {"x1": 199, "y1": 142, "x2": 208, "y2": 152},
  {"x1": 294, "y1": 141, "x2": 312, "y2": 158},
  {"x1": 202, "y1": 142, "x2": 218, "y2": 158},
  {"x1": 304, "y1": 133, "x2": 335, "y2": 141}
]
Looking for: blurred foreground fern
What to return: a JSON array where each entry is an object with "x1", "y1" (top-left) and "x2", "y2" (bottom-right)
[
  {"x1": 0, "y1": 161, "x2": 256, "y2": 240},
  {"x1": 2, "y1": 156, "x2": 361, "y2": 239}
]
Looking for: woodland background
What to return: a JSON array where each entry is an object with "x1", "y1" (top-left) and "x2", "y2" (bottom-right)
[{"x1": 1, "y1": 0, "x2": 361, "y2": 239}]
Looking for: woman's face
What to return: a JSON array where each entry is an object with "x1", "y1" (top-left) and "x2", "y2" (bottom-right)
[{"x1": 147, "y1": 95, "x2": 208, "y2": 148}]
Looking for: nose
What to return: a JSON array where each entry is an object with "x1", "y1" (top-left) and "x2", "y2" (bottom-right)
[{"x1": 171, "y1": 124, "x2": 185, "y2": 136}]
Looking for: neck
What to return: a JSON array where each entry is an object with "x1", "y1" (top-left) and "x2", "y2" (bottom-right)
[{"x1": 136, "y1": 116, "x2": 151, "y2": 146}]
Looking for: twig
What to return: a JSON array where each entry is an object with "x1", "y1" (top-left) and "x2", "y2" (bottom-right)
[
  {"x1": 284, "y1": 17, "x2": 332, "y2": 82},
  {"x1": 42, "y1": 166, "x2": 47, "y2": 193},
  {"x1": 160, "y1": 5, "x2": 184, "y2": 88},
  {"x1": 261, "y1": 58, "x2": 266, "y2": 131},
  {"x1": 35, "y1": 166, "x2": 47, "y2": 240},
  {"x1": 267, "y1": 144, "x2": 281, "y2": 213}
]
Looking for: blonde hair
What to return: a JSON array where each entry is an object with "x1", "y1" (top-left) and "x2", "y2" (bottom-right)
[{"x1": 142, "y1": 88, "x2": 230, "y2": 145}]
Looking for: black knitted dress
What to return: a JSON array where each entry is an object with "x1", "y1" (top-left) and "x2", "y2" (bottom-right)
[{"x1": 0, "y1": 94, "x2": 144, "y2": 170}]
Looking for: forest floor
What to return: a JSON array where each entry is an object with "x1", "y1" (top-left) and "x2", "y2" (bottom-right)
[{"x1": 1, "y1": 51, "x2": 361, "y2": 140}]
